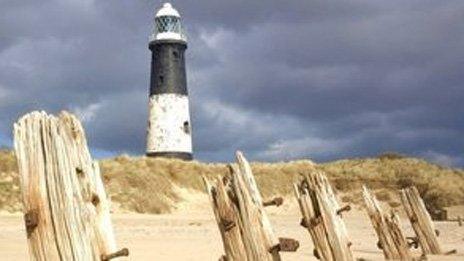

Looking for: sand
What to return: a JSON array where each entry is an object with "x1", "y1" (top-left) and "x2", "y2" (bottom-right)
[{"x1": 1, "y1": 204, "x2": 463, "y2": 260}]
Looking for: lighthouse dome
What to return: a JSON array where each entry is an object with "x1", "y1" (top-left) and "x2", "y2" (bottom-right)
[
  {"x1": 150, "y1": 3, "x2": 186, "y2": 43},
  {"x1": 155, "y1": 3, "x2": 180, "y2": 17}
]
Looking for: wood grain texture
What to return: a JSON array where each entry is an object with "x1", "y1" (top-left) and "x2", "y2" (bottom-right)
[
  {"x1": 204, "y1": 151, "x2": 287, "y2": 261},
  {"x1": 14, "y1": 111, "x2": 118, "y2": 261},
  {"x1": 203, "y1": 175, "x2": 247, "y2": 261},
  {"x1": 362, "y1": 186, "x2": 412, "y2": 260},
  {"x1": 294, "y1": 171, "x2": 354, "y2": 261},
  {"x1": 401, "y1": 186, "x2": 443, "y2": 255}
]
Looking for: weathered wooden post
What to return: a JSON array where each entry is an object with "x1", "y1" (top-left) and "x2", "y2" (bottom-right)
[
  {"x1": 294, "y1": 171, "x2": 354, "y2": 261},
  {"x1": 400, "y1": 186, "x2": 443, "y2": 255},
  {"x1": 204, "y1": 175, "x2": 248, "y2": 261},
  {"x1": 204, "y1": 151, "x2": 299, "y2": 261},
  {"x1": 362, "y1": 186, "x2": 412, "y2": 260},
  {"x1": 14, "y1": 111, "x2": 127, "y2": 261}
]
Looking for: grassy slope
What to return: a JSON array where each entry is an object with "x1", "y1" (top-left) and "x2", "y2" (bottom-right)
[
  {"x1": 1, "y1": 149, "x2": 464, "y2": 214},
  {"x1": 0, "y1": 150, "x2": 21, "y2": 212}
]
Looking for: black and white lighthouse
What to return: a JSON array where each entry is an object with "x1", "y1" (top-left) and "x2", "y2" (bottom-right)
[{"x1": 146, "y1": 3, "x2": 193, "y2": 160}]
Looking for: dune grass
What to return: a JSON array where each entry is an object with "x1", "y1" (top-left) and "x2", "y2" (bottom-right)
[
  {"x1": 1, "y1": 149, "x2": 463, "y2": 214},
  {"x1": 0, "y1": 149, "x2": 21, "y2": 212}
]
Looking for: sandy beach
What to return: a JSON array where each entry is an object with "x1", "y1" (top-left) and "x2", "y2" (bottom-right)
[{"x1": 1, "y1": 205, "x2": 463, "y2": 260}]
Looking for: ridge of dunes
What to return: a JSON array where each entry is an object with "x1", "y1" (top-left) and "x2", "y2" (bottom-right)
[{"x1": 1, "y1": 149, "x2": 463, "y2": 214}]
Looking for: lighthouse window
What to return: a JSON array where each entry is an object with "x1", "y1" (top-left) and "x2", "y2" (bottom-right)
[
  {"x1": 155, "y1": 16, "x2": 181, "y2": 34},
  {"x1": 183, "y1": 121, "x2": 190, "y2": 134},
  {"x1": 172, "y1": 51, "x2": 179, "y2": 58},
  {"x1": 159, "y1": 75, "x2": 164, "y2": 83}
]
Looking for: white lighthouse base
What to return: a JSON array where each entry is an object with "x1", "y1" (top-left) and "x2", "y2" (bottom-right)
[{"x1": 146, "y1": 93, "x2": 192, "y2": 158}]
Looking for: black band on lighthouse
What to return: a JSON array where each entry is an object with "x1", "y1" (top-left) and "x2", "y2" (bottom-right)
[
  {"x1": 149, "y1": 41, "x2": 188, "y2": 96},
  {"x1": 146, "y1": 151, "x2": 193, "y2": 160}
]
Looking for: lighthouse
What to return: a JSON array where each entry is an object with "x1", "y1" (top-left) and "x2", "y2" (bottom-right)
[{"x1": 146, "y1": 3, "x2": 193, "y2": 160}]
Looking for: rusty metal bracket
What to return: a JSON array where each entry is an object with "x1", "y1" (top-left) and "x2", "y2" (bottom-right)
[
  {"x1": 336, "y1": 204, "x2": 351, "y2": 215},
  {"x1": 75, "y1": 167, "x2": 84, "y2": 177},
  {"x1": 263, "y1": 197, "x2": 284, "y2": 207},
  {"x1": 24, "y1": 210, "x2": 39, "y2": 238},
  {"x1": 221, "y1": 219, "x2": 236, "y2": 232},
  {"x1": 377, "y1": 240, "x2": 383, "y2": 250},
  {"x1": 269, "y1": 238, "x2": 299, "y2": 253},
  {"x1": 300, "y1": 218, "x2": 309, "y2": 228},
  {"x1": 406, "y1": 236, "x2": 419, "y2": 249},
  {"x1": 300, "y1": 216, "x2": 321, "y2": 229},
  {"x1": 278, "y1": 237, "x2": 299, "y2": 252},
  {"x1": 445, "y1": 249, "x2": 457, "y2": 255},
  {"x1": 91, "y1": 193, "x2": 100, "y2": 207},
  {"x1": 101, "y1": 248, "x2": 129, "y2": 261}
]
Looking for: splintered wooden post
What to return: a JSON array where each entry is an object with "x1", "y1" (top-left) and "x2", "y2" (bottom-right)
[
  {"x1": 203, "y1": 175, "x2": 247, "y2": 261},
  {"x1": 234, "y1": 151, "x2": 282, "y2": 260},
  {"x1": 204, "y1": 151, "x2": 298, "y2": 261},
  {"x1": 294, "y1": 171, "x2": 354, "y2": 261},
  {"x1": 362, "y1": 186, "x2": 412, "y2": 260},
  {"x1": 400, "y1": 186, "x2": 443, "y2": 255},
  {"x1": 14, "y1": 111, "x2": 124, "y2": 261}
]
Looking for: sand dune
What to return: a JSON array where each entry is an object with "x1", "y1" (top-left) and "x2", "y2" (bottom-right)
[{"x1": 2, "y1": 149, "x2": 464, "y2": 216}]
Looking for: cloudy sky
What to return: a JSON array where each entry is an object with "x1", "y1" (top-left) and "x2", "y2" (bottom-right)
[{"x1": 0, "y1": 0, "x2": 463, "y2": 166}]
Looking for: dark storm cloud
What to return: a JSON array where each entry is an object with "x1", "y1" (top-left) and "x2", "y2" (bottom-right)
[{"x1": 0, "y1": 0, "x2": 463, "y2": 166}]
